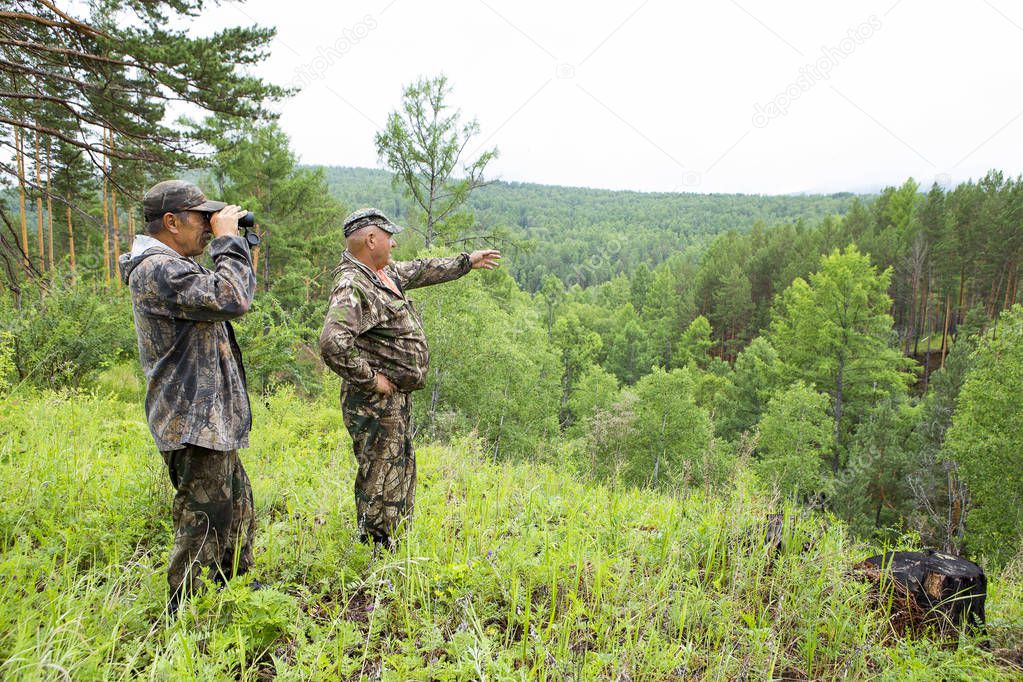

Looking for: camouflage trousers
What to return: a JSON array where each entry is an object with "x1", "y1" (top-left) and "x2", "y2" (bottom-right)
[
  {"x1": 340, "y1": 385, "x2": 415, "y2": 545},
  {"x1": 160, "y1": 444, "x2": 255, "y2": 600}
]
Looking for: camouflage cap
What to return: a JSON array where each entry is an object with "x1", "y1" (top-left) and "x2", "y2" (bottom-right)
[
  {"x1": 143, "y1": 180, "x2": 227, "y2": 222},
  {"x1": 343, "y1": 208, "x2": 404, "y2": 237}
]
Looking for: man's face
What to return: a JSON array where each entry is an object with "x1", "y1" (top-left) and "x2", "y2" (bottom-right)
[
  {"x1": 371, "y1": 226, "x2": 397, "y2": 268},
  {"x1": 173, "y1": 210, "x2": 213, "y2": 257}
]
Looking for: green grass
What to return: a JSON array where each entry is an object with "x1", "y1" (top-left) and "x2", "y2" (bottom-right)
[{"x1": 1, "y1": 386, "x2": 1021, "y2": 680}]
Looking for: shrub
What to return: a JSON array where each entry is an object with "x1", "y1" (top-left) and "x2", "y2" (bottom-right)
[{"x1": 0, "y1": 277, "x2": 136, "y2": 389}]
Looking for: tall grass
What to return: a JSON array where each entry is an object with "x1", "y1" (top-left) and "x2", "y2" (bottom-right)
[{"x1": 0, "y1": 386, "x2": 1019, "y2": 680}]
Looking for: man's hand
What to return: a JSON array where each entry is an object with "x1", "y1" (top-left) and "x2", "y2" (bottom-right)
[
  {"x1": 469, "y1": 249, "x2": 501, "y2": 270},
  {"x1": 373, "y1": 372, "x2": 397, "y2": 396},
  {"x1": 210, "y1": 204, "x2": 246, "y2": 238}
]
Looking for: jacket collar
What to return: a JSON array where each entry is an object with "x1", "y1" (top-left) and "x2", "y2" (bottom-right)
[{"x1": 339, "y1": 251, "x2": 403, "y2": 297}]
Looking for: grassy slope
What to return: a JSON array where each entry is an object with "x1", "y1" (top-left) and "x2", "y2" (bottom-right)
[{"x1": 1, "y1": 383, "x2": 1021, "y2": 681}]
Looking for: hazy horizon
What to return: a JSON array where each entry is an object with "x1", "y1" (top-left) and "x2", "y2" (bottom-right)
[{"x1": 199, "y1": 0, "x2": 1023, "y2": 195}]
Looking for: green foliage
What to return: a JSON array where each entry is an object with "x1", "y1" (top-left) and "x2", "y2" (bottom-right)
[
  {"x1": 1, "y1": 1, "x2": 286, "y2": 292},
  {"x1": 209, "y1": 585, "x2": 300, "y2": 657},
  {"x1": 755, "y1": 382, "x2": 834, "y2": 499},
  {"x1": 0, "y1": 332, "x2": 13, "y2": 398},
  {"x1": 566, "y1": 363, "x2": 619, "y2": 438},
  {"x1": 0, "y1": 279, "x2": 135, "y2": 389},
  {"x1": 909, "y1": 307, "x2": 987, "y2": 550},
  {"x1": 837, "y1": 396, "x2": 921, "y2": 539},
  {"x1": 413, "y1": 263, "x2": 560, "y2": 459},
  {"x1": 631, "y1": 368, "x2": 714, "y2": 488},
  {"x1": 322, "y1": 166, "x2": 858, "y2": 291},
  {"x1": 678, "y1": 315, "x2": 714, "y2": 370},
  {"x1": 374, "y1": 74, "x2": 497, "y2": 247},
  {"x1": 602, "y1": 302, "x2": 651, "y2": 384},
  {"x1": 0, "y1": 390, "x2": 1015, "y2": 679},
  {"x1": 551, "y1": 311, "x2": 602, "y2": 426},
  {"x1": 642, "y1": 254, "x2": 698, "y2": 368},
  {"x1": 586, "y1": 367, "x2": 718, "y2": 490},
  {"x1": 717, "y1": 336, "x2": 784, "y2": 439},
  {"x1": 946, "y1": 305, "x2": 1023, "y2": 567},
  {"x1": 204, "y1": 122, "x2": 346, "y2": 311},
  {"x1": 234, "y1": 294, "x2": 319, "y2": 395},
  {"x1": 769, "y1": 245, "x2": 915, "y2": 470}
]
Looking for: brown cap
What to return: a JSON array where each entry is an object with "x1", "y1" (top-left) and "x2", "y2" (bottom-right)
[{"x1": 143, "y1": 180, "x2": 227, "y2": 222}]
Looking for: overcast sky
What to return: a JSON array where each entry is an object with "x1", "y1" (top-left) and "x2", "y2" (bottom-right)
[{"x1": 203, "y1": 0, "x2": 1023, "y2": 195}]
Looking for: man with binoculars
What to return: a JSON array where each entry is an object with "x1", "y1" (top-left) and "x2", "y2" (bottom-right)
[{"x1": 119, "y1": 179, "x2": 257, "y2": 617}]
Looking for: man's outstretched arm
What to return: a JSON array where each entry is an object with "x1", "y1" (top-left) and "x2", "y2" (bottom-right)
[{"x1": 391, "y1": 250, "x2": 501, "y2": 290}]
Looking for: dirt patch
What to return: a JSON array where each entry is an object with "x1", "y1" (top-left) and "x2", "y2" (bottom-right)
[
  {"x1": 993, "y1": 647, "x2": 1023, "y2": 672},
  {"x1": 342, "y1": 586, "x2": 377, "y2": 624}
]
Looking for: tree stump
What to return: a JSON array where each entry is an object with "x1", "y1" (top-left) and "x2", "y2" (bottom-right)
[
  {"x1": 856, "y1": 550, "x2": 986, "y2": 642},
  {"x1": 763, "y1": 512, "x2": 785, "y2": 554}
]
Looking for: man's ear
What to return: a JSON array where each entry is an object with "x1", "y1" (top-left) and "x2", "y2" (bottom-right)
[
  {"x1": 162, "y1": 212, "x2": 179, "y2": 234},
  {"x1": 365, "y1": 229, "x2": 377, "y2": 249}
]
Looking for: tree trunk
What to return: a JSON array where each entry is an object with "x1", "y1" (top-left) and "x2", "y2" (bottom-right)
[
  {"x1": 923, "y1": 298, "x2": 936, "y2": 390},
  {"x1": 66, "y1": 205, "x2": 76, "y2": 273},
  {"x1": 653, "y1": 411, "x2": 667, "y2": 487},
  {"x1": 45, "y1": 137, "x2": 53, "y2": 271},
  {"x1": 15, "y1": 127, "x2": 29, "y2": 272},
  {"x1": 1011, "y1": 263, "x2": 1019, "y2": 306},
  {"x1": 559, "y1": 367, "x2": 572, "y2": 429},
  {"x1": 252, "y1": 224, "x2": 261, "y2": 273},
  {"x1": 426, "y1": 171, "x2": 437, "y2": 248},
  {"x1": 101, "y1": 129, "x2": 110, "y2": 284},
  {"x1": 942, "y1": 461, "x2": 968, "y2": 553},
  {"x1": 261, "y1": 227, "x2": 271, "y2": 292},
  {"x1": 857, "y1": 550, "x2": 986, "y2": 640},
  {"x1": 905, "y1": 245, "x2": 923, "y2": 356},
  {"x1": 832, "y1": 356, "x2": 845, "y2": 474},
  {"x1": 111, "y1": 190, "x2": 121, "y2": 286},
  {"x1": 940, "y1": 294, "x2": 953, "y2": 369},
  {"x1": 34, "y1": 130, "x2": 44, "y2": 272},
  {"x1": 987, "y1": 266, "x2": 1003, "y2": 318},
  {"x1": 1003, "y1": 260, "x2": 1015, "y2": 312},
  {"x1": 956, "y1": 266, "x2": 966, "y2": 325},
  {"x1": 914, "y1": 265, "x2": 930, "y2": 356}
]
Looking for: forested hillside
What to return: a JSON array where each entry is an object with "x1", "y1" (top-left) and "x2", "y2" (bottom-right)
[{"x1": 322, "y1": 166, "x2": 858, "y2": 290}]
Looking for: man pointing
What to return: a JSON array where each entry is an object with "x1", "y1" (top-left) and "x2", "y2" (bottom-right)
[{"x1": 319, "y1": 208, "x2": 500, "y2": 548}]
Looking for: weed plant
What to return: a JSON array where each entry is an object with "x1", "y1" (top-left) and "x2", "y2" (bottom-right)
[{"x1": 0, "y1": 387, "x2": 1020, "y2": 680}]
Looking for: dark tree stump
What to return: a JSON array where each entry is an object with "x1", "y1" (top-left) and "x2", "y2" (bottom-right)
[
  {"x1": 735, "y1": 513, "x2": 820, "y2": 559},
  {"x1": 763, "y1": 512, "x2": 785, "y2": 554},
  {"x1": 856, "y1": 550, "x2": 986, "y2": 642}
]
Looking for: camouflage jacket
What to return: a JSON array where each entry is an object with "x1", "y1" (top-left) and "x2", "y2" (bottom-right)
[
  {"x1": 118, "y1": 234, "x2": 256, "y2": 452},
  {"x1": 319, "y1": 251, "x2": 471, "y2": 393}
]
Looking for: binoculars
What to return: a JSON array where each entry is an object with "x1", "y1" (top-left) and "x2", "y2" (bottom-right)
[{"x1": 238, "y1": 211, "x2": 261, "y2": 248}]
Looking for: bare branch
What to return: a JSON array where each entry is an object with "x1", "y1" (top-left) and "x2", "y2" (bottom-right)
[
  {"x1": 0, "y1": 154, "x2": 111, "y2": 232},
  {"x1": 0, "y1": 203, "x2": 45, "y2": 283},
  {"x1": 0, "y1": 37, "x2": 130, "y2": 67},
  {"x1": 0, "y1": 115, "x2": 159, "y2": 161},
  {"x1": 34, "y1": 0, "x2": 112, "y2": 39}
]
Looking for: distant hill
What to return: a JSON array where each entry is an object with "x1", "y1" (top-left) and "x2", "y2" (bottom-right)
[{"x1": 320, "y1": 166, "x2": 861, "y2": 291}]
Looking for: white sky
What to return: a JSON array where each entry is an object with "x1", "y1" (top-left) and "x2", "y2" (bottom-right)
[{"x1": 202, "y1": 0, "x2": 1023, "y2": 195}]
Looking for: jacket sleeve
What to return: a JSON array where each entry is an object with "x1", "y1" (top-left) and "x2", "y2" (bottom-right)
[
  {"x1": 134, "y1": 236, "x2": 255, "y2": 321},
  {"x1": 319, "y1": 279, "x2": 378, "y2": 391},
  {"x1": 389, "y1": 253, "x2": 471, "y2": 290}
]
